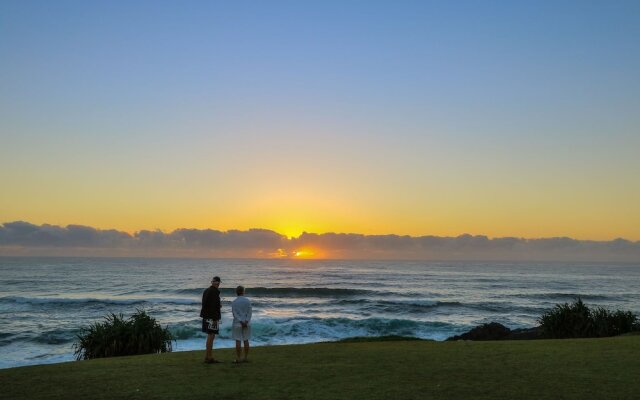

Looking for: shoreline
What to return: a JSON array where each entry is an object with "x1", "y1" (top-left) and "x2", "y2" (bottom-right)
[{"x1": 0, "y1": 334, "x2": 436, "y2": 371}]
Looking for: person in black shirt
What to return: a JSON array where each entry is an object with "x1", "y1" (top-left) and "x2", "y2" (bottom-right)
[{"x1": 200, "y1": 276, "x2": 222, "y2": 364}]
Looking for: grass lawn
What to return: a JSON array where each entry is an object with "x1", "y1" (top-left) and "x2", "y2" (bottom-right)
[{"x1": 2, "y1": 336, "x2": 639, "y2": 400}]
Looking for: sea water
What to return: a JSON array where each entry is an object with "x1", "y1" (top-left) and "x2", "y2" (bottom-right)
[{"x1": 1, "y1": 257, "x2": 639, "y2": 369}]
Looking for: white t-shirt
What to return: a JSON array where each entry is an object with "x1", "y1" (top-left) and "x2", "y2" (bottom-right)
[{"x1": 231, "y1": 296, "x2": 252, "y2": 325}]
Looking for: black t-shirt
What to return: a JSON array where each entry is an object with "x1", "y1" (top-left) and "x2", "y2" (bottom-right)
[{"x1": 200, "y1": 287, "x2": 221, "y2": 320}]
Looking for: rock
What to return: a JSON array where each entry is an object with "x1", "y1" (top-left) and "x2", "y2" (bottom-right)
[
  {"x1": 505, "y1": 326, "x2": 544, "y2": 340},
  {"x1": 446, "y1": 322, "x2": 511, "y2": 341},
  {"x1": 446, "y1": 323, "x2": 545, "y2": 341}
]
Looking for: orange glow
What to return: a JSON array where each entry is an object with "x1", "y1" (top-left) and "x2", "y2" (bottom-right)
[
  {"x1": 270, "y1": 248, "x2": 288, "y2": 258},
  {"x1": 293, "y1": 249, "x2": 315, "y2": 258}
]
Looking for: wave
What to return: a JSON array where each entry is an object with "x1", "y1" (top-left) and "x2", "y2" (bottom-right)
[
  {"x1": 0, "y1": 294, "x2": 446, "y2": 314},
  {"x1": 1, "y1": 316, "x2": 459, "y2": 349},
  {"x1": 509, "y1": 293, "x2": 614, "y2": 301},
  {"x1": 0, "y1": 332, "x2": 19, "y2": 347},
  {"x1": 0, "y1": 330, "x2": 78, "y2": 347},
  {"x1": 32, "y1": 330, "x2": 77, "y2": 345},
  {"x1": 166, "y1": 316, "x2": 459, "y2": 343},
  {"x1": 331, "y1": 298, "x2": 453, "y2": 313},
  {"x1": 172, "y1": 287, "x2": 378, "y2": 297},
  {"x1": 1, "y1": 316, "x2": 457, "y2": 346},
  {"x1": 0, "y1": 293, "x2": 544, "y2": 320},
  {"x1": 0, "y1": 296, "x2": 201, "y2": 306},
  {"x1": 325, "y1": 298, "x2": 540, "y2": 315}
]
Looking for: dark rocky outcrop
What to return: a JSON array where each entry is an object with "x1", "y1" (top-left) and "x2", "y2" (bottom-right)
[
  {"x1": 446, "y1": 322, "x2": 511, "y2": 341},
  {"x1": 506, "y1": 326, "x2": 544, "y2": 340},
  {"x1": 446, "y1": 322, "x2": 544, "y2": 341}
]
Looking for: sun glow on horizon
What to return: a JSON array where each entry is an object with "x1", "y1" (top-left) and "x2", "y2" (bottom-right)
[{"x1": 293, "y1": 249, "x2": 315, "y2": 258}]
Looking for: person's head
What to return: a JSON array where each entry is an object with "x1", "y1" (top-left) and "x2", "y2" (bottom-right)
[
  {"x1": 236, "y1": 285, "x2": 245, "y2": 296},
  {"x1": 211, "y1": 276, "x2": 221, "y2": 288}
]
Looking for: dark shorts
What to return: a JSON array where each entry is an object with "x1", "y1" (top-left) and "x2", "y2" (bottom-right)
[{"x1": 202, "y1": 318, "x2": 219, "y2": 334}]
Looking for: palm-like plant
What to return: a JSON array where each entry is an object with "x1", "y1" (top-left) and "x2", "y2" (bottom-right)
[
  {"x1": 539, "y1": 298, "x2": 638, "y2": 339},
  {"x1": 74, "y1": 309, "x2": 174, "y2": 360}
]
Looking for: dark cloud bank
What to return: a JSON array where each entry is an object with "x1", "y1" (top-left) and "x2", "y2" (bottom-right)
[{"x1": 1, "y1": 221, "x2": 639, "y2": 262}]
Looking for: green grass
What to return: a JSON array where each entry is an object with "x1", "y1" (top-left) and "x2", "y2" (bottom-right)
[{"x1": 2, "y1": 336, "x2": 640, "y2": 400}]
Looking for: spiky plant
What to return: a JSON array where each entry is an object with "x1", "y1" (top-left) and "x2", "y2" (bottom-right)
[
  {"x1": 74, "y1": 309, "x2": 174, "y2": 360},
  {"x1": 539, "y1": 298, "x2": 638, "y2": 339}
]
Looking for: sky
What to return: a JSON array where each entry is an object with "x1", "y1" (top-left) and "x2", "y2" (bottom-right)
[{"x1": 1, "y1": 0, "x2": 640, "y2": 254}]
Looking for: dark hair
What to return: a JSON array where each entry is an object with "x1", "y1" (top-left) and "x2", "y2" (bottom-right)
[
  {"x1": 212, "y1": 276, "x2": 221, "y2": 283},
  {"x1": 236, "y1": 286, "x2": 245, "y2": 295}
]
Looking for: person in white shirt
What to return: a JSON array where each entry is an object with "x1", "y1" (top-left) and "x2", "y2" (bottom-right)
[{"x1": 231, "y1": 285, "x2": 252, "y2": 363}]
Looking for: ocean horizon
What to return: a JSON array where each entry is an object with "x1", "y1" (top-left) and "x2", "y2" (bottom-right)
[{"x1": 1, "y1": 256, "x2": 639, "y2": 369}]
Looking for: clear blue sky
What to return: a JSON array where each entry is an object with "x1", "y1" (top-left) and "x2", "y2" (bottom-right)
[{"x1": 1, "y1": 0, "x2": 639, "y2": 239}]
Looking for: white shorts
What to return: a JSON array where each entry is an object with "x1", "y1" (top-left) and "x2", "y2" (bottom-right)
[{"x1": 232, "y1": 323, "x2": 251, "y2": 341}]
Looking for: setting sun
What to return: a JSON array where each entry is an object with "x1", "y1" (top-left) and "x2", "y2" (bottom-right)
[{"x1": 293, "y1": 250, "x2": 315, "y2": 258}]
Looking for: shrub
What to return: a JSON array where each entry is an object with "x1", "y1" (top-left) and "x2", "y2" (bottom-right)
[
  {"x1": 74, "y1": 309, "x2": 174, "y2": 360},
  {"x1": 539, "y1": 298, "x2": 639, "y2": 339}
]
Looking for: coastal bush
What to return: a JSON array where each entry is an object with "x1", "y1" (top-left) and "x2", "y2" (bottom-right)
[
  {"x1": 539, "y1": 298, "x2": 639, "y2": 339},
  {"x1": 74, "y1": 309, "x2": 174, "y2": 360}
]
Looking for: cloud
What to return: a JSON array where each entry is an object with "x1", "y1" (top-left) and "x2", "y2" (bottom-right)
[
  {"x1": 1, "y1": 221, "x2": 639, "y2": 261},
  {"x1": 291, "y1": 232, "x2": 640, "y2": 262},
  {"x1": 0, "y1": 221, "x2": 131, "y2": 247},
  {"x1": 168, "y1": 228, "x2": 288, "y2": 249},
  {"x1": 0, "y1": 221, "x2": 288, "y2": 258}
]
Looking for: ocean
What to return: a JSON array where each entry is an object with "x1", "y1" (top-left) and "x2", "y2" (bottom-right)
[{"x1": 1, "y1": 257, "x2": 639, "y2": 369}]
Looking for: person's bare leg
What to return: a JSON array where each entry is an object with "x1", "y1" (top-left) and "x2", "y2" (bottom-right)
[
  {"x1": 211, "y1": 333, "x2": 216, "y2": 360},
  {"x1": 205, "y1": 333, "x2": 214, "y2": 361},
  {"x1": 243, "y1": 340, "x2": 250, "y2": 361},
  {"x1": 235, "y1": 340, "x2": 242, "y2": 362}
]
